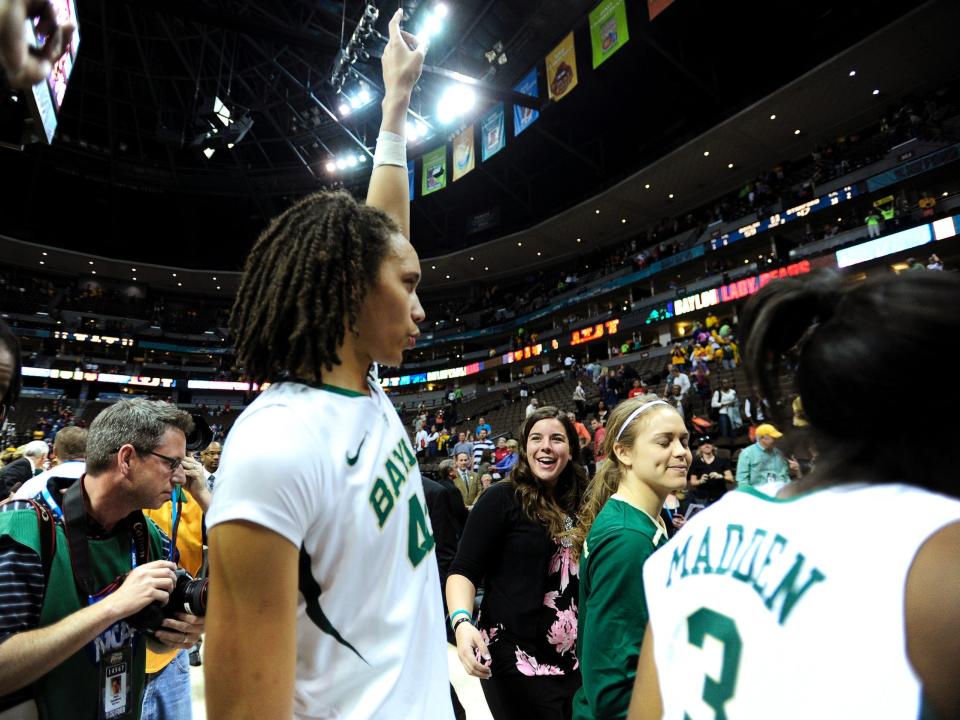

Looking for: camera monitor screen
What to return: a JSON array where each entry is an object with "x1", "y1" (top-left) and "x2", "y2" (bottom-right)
[{"x1": 26, "y1": 0, "x2": 80, "y2": 143}]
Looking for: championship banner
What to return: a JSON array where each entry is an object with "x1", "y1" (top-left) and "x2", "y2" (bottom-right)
[
  {"x1": 546, "y1": 32, "x2": 578, "y2": 102},
  {"x1": 590, "y1": 0, "x2": 629, "y2": 69},
  {"x1": 480, "y1": 103, "x2": 506, "y2": 162},
  {"x1": 421, "y1": 146, "x2": 446, "y2": 196},
  {"x1": 407, "y1": 160, "x2": 416, "y2": 200},
  {"x1": 452, "y1": 126, "x2": 475, "y2": 181},
  {"x1": 512, "y1": 68, "x2": 540, "y2": 136},
  {"x1": 648, "y1": 0, "x2": 675, "y2": 21}
]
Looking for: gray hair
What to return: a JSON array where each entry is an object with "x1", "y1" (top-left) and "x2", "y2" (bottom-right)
[
  {"x1": 438, "y1": 458, "x2": 455, "y2": 477},
  {"x1": 85, "y1": 398, "x2": 194, "y2": 475},
  {"x1": 23, "y1": 440, "x2": 49, "y2": 459}
]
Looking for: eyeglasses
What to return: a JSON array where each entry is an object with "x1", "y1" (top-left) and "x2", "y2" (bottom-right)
[
  {"x1": 111, "y1": 446, "x2": 184, "y2": 472},
  {"x1": 147, "y1": 451, "x2": 184, "y2": 472}
]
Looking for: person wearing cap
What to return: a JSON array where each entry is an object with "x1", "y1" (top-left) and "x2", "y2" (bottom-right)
[
  {"x1": 734, "y1": 423, "x2": 799, "y2": 495},
  {"x1": 688, "y1": 436, "x2": 733, "y2": 505}
]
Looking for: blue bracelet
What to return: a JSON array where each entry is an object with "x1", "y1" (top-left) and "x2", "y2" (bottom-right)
[{"x1": 449, "y1": 609, "x2": 472, "y2": 629}]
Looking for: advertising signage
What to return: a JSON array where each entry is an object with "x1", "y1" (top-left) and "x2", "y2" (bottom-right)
[
  {"x1": 570, "y1": 318, "x2": 620, "y2": 345},
  {"x1": 674, "y1": 260, "x2": 812, "y2": 316}
]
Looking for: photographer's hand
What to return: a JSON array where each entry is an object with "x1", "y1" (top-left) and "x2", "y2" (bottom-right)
[
  {"x1": 179, "y1": 455, "x2": 212, "y2": 512},
  {"x1": 153, "y1": 612, "x2": 205, "y2": 650},
  {"x1": 105, "y1": 560, "x2": 177, "y2": 620}
]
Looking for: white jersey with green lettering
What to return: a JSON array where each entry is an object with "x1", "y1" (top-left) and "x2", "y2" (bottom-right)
[
  {"x1": 643, "y1": 483, "x2": 960, "y2": 719},
  {"x1": 206, "y1": 379, "x2": 452, "y2": 720}
]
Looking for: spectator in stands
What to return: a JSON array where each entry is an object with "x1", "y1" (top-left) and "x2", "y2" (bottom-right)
[
  {"x1": 415, "y1": 425, "x2": 429, "y2": 458},
  {"x1": 427, "y1": 425, "x2": 440, "y2": 457},
  {"x1": 687, "y1": 436, "x2": 733, "y2": 506},
  {"x1": 525, "y1": 396, "x2": 539, "y2": 419},
  {"x1": 595, "y1": 400, "x2": 609, "y2": 425},
  {"x1": 627, "y1": 379, "x2": 645, "y2": 399},
  {"x1": 478, "y1": 472, "x2": 494, "y2": 495},
  {"x1": 452, "y1": 452, "x2": 480, "y2": 507},
  {"x1": 0, "y1": 399, "x2": 203, "y2": 718},
  {"x1": 447, "y1": 406, "x2": 586, "y2": 718},
  {"x1": 492, "y1": 439, "x2": 519, "y2": 477},
  {"x1": 865, "y1": 209, "x2": 883, "y2": 238},
  {"x1": 200, "y1": 441, "x2": 222, "y2": 491},
  {"x1": 666, "y1": 384, "x2": 692, "y2": 422},
  {"x1": 0, "y1": 440, "x2": 48, "y2": 497},
  {"x1": 475, "y1": 417, "x2": 492, "y2": 436},
  {"x1": 568, "y1": 412, "x2": 592, "y2": 450},
  {"x1": 452, "y1": 431, "x2": 473, "y2": 460},
  {"x1": 574, "y1": 395, "x2": 690, "y2": 720},
  {"x1": 493, "y1": 437, "x2": 510, "y2": 464},
  {"x1": 711, "y1": 378, "x2": 740, "y2": 438},
  {"x1": 670, "y1": 367, "x2": 691, "y2": 398},
  {"x1": 14, "y1": 427, "x2": 87, "y2": 499},
  {"x1": 670, "y1": 344, "x2": 688, "y2": 372},
  {"x1": 590, "y1": 417, "x2": 607, "y2": 463},
  {"x1": 927, "y1": 254, "x2": 943, "y2": 271},
  {"x1": 472, "y1": 428, "x2": 495, "y2": 473},
  {"x1": 0, "y1": 0, "x2": 75, "y2": 89},
  {"x1": 573, "y1": 381, "x2": 587, "y2": 418},
  {"x1": 735, "y1": 423, "x2": 799, "y2": 494}
]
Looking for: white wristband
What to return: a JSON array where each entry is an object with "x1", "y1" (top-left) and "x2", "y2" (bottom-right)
[{"x1": 373, "y1": 131, "x2": 407, "y2": 168}]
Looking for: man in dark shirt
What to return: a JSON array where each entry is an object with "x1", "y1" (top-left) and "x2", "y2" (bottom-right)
[{"x1": 688, "y1": 436, "x2": 733, "y2": 506}]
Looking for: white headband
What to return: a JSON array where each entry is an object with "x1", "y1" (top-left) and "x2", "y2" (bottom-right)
[{"x1": 614, "y1": 400, "x2": 671, "y2": 442}]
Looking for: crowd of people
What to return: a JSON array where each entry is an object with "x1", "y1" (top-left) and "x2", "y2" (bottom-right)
[{"x1": 1, "y1": 5, "x2": 959, "y2": 720}]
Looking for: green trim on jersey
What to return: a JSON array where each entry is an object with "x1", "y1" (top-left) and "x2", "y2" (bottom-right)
[{"x1": 319, "y1": 383, "x2": 367, "y2": 398}]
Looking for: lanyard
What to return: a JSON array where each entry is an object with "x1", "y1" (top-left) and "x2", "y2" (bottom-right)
[
  {"x1": 168, "y1": 486, "x2": 184, "y2": 562},
  {"x1": 58, "y1": 477, "x2": 150, "y2": 598}
]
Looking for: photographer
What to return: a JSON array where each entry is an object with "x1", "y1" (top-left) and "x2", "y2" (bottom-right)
[{"x1": 0, "y1": 398, "x2": 205, "y2": 720}]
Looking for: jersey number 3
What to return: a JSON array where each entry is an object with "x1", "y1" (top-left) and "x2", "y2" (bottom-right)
[
  {"x1": 684, "y1": 608, "x2": 742, "y2": 720},
  {"x1": 407, "y1": 495, "x2": 436, "y2": 567}
]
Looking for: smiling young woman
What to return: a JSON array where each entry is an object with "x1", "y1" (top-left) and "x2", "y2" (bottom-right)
[
  {"x1": 572, "y1": 395, "x2": 691, "y2": 720},
  {"x1": 446, "y1": 406, "x2": 587, "y2": 720}
]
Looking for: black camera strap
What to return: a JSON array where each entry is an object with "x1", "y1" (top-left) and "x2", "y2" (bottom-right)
[{"x1": 62, "y1": 478, "x2": 150, "y2": 597}]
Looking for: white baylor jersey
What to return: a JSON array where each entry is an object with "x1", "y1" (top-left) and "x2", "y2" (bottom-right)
[
  {"x1": 643, "y1": 483, "x2": 960, "y2": 720},
  {"x1": 207, "y1": 380, "x2": 452, "y2": 720}
]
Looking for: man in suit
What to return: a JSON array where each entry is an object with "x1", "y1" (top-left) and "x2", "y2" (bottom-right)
[
  {"x1": 451, "y1": 451, "x2": 480, "y2": 507},
  {"x1": 1, "y1": 440, "x2": 48, "y2": 497}
]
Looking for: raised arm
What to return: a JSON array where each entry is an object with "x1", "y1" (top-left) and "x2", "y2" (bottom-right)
[{"x1": 365, "y1": 9, "x2": 426, "y2": 239}]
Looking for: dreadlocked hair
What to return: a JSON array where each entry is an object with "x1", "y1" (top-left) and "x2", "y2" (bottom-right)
[
  {"x1": 230, "y1": 190, "x2": 400, "y2": 383},
  {"x1": 509, "y1": 405, "x2": 588, "y2": 557},
  {"x1": 572, "y1": 395, "x2": 672, "y2": 555}
]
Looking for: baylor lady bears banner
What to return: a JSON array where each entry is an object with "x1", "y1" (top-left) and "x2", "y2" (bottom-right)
[
  {"x1": 452, "y1": 126, "x2": 475, "y2": 181},
  {"x1": 422, "y1": 146, "x2": 446, "y2": 196},
  {"x1": 513, "y1": 68, "x2": 540, "y2": 136},
  {"x1": 546, "y1": 32, "x2": 578, "y2": 102},
  {"x1": 480, "y1": 103, "x2": 506, "y2": 162},
  {"x1": 589, "y1": 0, "x2": 629, "y2": 69}
]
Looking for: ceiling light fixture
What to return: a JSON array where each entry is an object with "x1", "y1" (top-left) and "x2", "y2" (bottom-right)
[
  {"x1": 849, "y1": 70, "x2": 856, "y2": 77},
  {"x1": 872, "y1": 89, "x2": 880, "y2": 95},
  {"x1": 769, "y1": 114, "x2": 776, "y2": 120},
  {"x1": 728, "y1": 163, "x2": 734, "y2": 169},
  {"x1": 794, "y1": 129, "x2": 801, "y2": 135},
  {"x1": 703, "y1": 151, "x2": 710, "y2": 157}
]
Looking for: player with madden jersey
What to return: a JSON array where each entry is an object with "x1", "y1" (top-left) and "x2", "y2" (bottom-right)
[
  {"x1": 629, "y1": 270, "x2": 960, "y2": 720},
  {"x1": 203, "y1": 12, "x2": 452, "y2": 720}
]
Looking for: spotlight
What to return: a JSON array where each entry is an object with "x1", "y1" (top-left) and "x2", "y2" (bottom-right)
[
  {"x1": 437, "y1": 84, "x2": 476, "y2": 125},
  {"x1": 326, "y1": 161, "x2": 336, "y2": 172}
]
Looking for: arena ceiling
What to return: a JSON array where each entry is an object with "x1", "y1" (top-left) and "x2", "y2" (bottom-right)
[{"x1": 0, "y1": 0, "x2": 952, "y2": 282}]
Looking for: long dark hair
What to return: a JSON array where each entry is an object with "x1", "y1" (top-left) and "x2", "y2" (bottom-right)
[
  {"x1": 509, "y1": 405, "x2": 587, "y2": 548},
  {"x1": 740, "y1": 269, "x2": 960, "y2": 497},
  {"x1": 0, "y1": 318, "x2": 23, "y2": 409},
  {"x1": 230, "y1": 190, "x2": 399, "y2": 383}
]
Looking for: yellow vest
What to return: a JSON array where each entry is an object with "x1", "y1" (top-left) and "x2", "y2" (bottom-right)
[{"x1": 143, "y1": 486, "x2": 205, "y2": 674}]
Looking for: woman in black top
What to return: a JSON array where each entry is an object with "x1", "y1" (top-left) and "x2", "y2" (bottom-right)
[{"x1": 447, "y1": 406, "x2": 587, "y2": 720}]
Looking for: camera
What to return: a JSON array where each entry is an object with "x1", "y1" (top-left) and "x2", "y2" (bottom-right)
[
  {"x1": 185, "y1": 413, "x2": 213, "y2": 452},
  {"x1": 127, "y1": 568, "x2": 208, "y2": 634}
]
